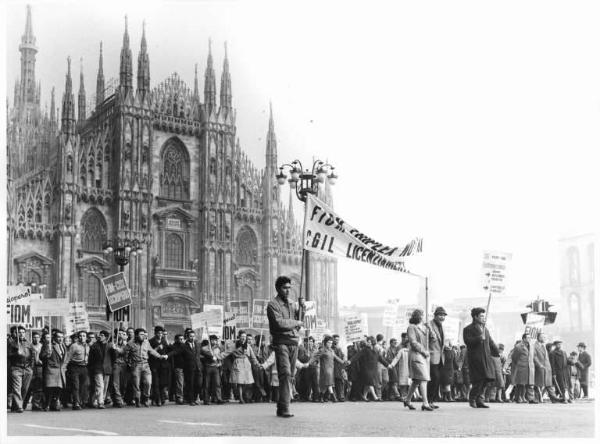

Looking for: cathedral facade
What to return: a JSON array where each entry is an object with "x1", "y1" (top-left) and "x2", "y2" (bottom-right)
[{"x1": 7, "y1": 6, "x2": 338, "y2": 334}]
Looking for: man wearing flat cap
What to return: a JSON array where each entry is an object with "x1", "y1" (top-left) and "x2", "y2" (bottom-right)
[
  {"x1": 427, "y1": 306, "x2": 447, "y2": 408},
  {"x1": 462, "y1": 307, "x2": 500, "y2": 408},
  {"x1": 576, "y1": 342, "x2": 591, "y2": 399}
]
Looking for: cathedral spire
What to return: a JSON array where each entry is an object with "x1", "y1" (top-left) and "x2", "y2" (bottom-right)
[
  {"x1": 119, "y1": 15, "x2": 133, "y2": 91},
  {"x1": 50, "y1": 86, "x2": 56, "y2": 124},
  {"x1": 219, "y1": 41, "x2": 232, "y2": 110},
  {"x1": 193, "y1": 63, "x2": 199, "y2": 100},
  {"x1": 137, "y1": 20, "x2": 150, "y2": 94},
  {"x1": 19, "y1": 4, "x2": 38, "y2": 106},
  {"x1": 96, "y1": 41, "x2": 105, "y2": 107},
  {"x1": 266, "y1": 101, "x2": 277, "y2": 170},
  {"x1": 61, "y1": 57, "x2": 76, "y2": 136},
  {"x1": 78, "y1": 57, "x2": 86, "y2": 122},
  {"x1": 204, "y1": 39, "x2": 216, "y2": 113}
]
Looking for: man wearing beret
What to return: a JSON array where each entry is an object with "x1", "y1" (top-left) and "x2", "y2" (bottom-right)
[
  {"x1": 463, "y1": 307, "x2": 500, "y2": 408},
  {"x1": 427, "y1": 306, "x2": 447, "y2": 408},
  {"x1": 576, "y1": 342, "x2": 591, "y2": 399}
]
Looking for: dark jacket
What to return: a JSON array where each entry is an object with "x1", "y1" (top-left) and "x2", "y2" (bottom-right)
[
  {"x1": 148, "y1": 336, "x2": 171, "y2": 371},
  {"x1": 8, "y1": 337, "x2": 35, "y2": 368},
  {"x1": 179, "y1": 340, "x2": 204, "y2": 373},
  {"x1": 267, "y1": 296, "x2": 302, "y2": 346},
  {"x1": 577, "y1": 351, "x2": 592, "y2": 385},
  {"x1": 463, "y1": 322, "x2": 499, "y2": 383},
  {"x1": 353, "y1": 347, "x2": 389, "y2": 386},
  {"x1": 88, "y1": 341, "x2": 112, "y2": 375},
  {"x1": 549, "y1": 348, "x2": 571, "y2": 389}
]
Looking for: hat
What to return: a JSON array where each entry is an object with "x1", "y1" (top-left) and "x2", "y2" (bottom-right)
[
  {"x1": 553, "y1": 338, "x2": 563, "y2": 344},
  {"x1": 577, "y1": 342, "x2": 586, "y2": 348},
  {"x1": 434, "y1": 306, "x2": 448, "y2": 316}
]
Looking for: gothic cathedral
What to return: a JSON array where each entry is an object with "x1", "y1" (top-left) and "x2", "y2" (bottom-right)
[{"x1": 7, "y1": 6, "x2": 338, "y2": 333}]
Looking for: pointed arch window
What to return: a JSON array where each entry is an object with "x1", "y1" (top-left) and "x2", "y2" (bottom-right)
[
  {"x1": 160, "y1": 139, "x2": 190, "y2": 200},
  {"x1": 85, "y1": 274, "x2": 103, "y2": 307},
  {"x1": 165, "y1": 233, "x2": 184, "y2": 269},
  {"x1": 236, "y1": 226, "x2": 258, "y2": 266},
  {"x1": 80, "y1": 208, "x2": 107, "y2": 252},
  {"x1": 35, "y1": 201, "x2": 42, "y2": 223}
]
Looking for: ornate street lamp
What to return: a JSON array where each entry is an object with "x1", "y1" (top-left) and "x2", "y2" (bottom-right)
[
  {"x1": 276, "y1": 159, "x2": 338, "y2": 305},
  {"x1": 103, "y1": 239, "x2": 144, "y2": 272}
]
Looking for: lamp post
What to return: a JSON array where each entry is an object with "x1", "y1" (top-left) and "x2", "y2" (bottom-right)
[
  {"x1": 276, "y1": 159, "x2": 338, "y2": 305},
  {"x1": 103, "y1": 239, "x2": 143, "y2": 327}
]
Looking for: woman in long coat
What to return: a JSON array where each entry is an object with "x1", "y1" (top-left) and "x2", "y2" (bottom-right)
[
  {"x1": 511, "y1": 334, "x2": 535, "y2": 403},
  {"x1": 230, "y1": 331, "x2": 258, "y2": 403},
  {"x1": 404, "y1": 309, "x2": 434, "y2": 411},
  {"x1": 350, "y1": 336, "x2": 389, "y2": 401},
  {"x1": 310, "y1": 336, "x2": 347, "y2": 402},
  {"x1": 41, "y1": 331, "x2": 69, "y2": 411}
]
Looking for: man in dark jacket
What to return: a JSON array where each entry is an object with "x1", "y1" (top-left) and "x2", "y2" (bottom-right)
[
  {"x1": 170, "y1": 334, "x2": 187, "y2": 405},
  {"x1": 462, "y1": 307, "x2": 499, "y2": 409},
  {"x1": 88, "y1": 330, "x2": 113, "y2": 408},
  {"x1": 267, "y1": 275, "x2": 305, "y2": 418},
  {"x1": 149, "y1": 326, "x2": 172, "y2": 406},
  {"x1": 179, "y1": 330, "x2": 204, "y2": 405},
  {"x1": 549, "y1": 338, "x2": 571, "y2": 403},
  {"x1": 576, "y1": 342, "x2": 592, "y2": 398}
]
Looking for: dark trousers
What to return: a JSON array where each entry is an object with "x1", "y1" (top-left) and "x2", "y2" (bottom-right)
[
  {"x1": 427, "y1": 362, "x2": 442, "y2": 402},
  {"x1": 469, "y1": 380, "x2": 487, "y2": 404},
  {"x1": 44, "y1": 387, "x2": 62, "y2": 410},
  {"x1": 203, "y1": 366, "x2": 222, "y2": 402},
  {"x1": 68, "y1": 365, "x2": 89, "y2": 407},
  {"x1": 334, "y1": 378, "x2": 346, "y2": 400},
  {"x1": 581, "y1": 384, "x2": 589, "y2": 397},
  {"x1": 184, "y1": 368, "x2": 203, "y2": 403},
  {"x1": 151, "y1": 367, "x2": 171, "y2": 403},
  {"x1": 273, "y1": 344, "x2": 298, "y2": 414}
]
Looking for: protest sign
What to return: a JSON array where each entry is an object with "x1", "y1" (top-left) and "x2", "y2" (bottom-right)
[
  {"x1": 223, "y1": 311, "x2": 237, "y2": 340},
  {"x1": 303, "y1": 301, "x2": 317, "y2": 331},
  {"x1": 382, "y1": 301, "x2": 399, "y2": 327},
  {"x1": 251, "y1": 299, "x2": 269, "y2": 330},
  {"x1": 102, "y1": 272, "x2": 132, "y2": 312},
  {"x1": 65, "y1": 302, "x2": 90, "y2": 336},
  {"x1": 313, "y1": 319, "x2": 327, "y2": 344},
  {"x1": 304, "y1": 194, "x2": 422, "y2": 274},
  {"x1": 524, "y1": 313, "x2": 545, "y2": 339},
  {"x1": 30, "y1": 298, "x2": 70, "y2": 317},
  {"x1": 482, "y1": 250, "x2": 512, "y2": 295},
  {"x1": 344, "y1": 313, "x2": 366, "y2": 343},
  {"x1": 229, "y1": 301, "x2": 250, "y2": 329},
  {"x1": 6, "y1": 286, "x2": 43, "y2": 327},
  {"x1": 191, "y1": 305, "x2": 223, "y2": 337}
]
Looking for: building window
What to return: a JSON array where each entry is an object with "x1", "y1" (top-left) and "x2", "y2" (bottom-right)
[
  {"x1": 165, "y1": 233, "x2": 184, "y2": 269},
  {"x1": 85, "y1": 274, "x2": 103, "y2": 307},
  {"x1": 236, "y1": 226, "x2": 258, "y2": 266},
  {"x1": 80, "y1": 208, "x2": 107, "y2": 252},
  {"x1": 160, "y1": 139, "x2": 190, "y2": 200}
]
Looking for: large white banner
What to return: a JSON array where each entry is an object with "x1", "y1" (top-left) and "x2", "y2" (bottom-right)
[{"x1": 304, "y1": 194, "x2": 422, "y2": 274}]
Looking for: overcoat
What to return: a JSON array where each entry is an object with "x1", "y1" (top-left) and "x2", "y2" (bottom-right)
[
  {"x1": 577, "y1": 351, "x2": 592, "y2": 385},
  {"x1": 441, "y1": 346, "x2": 458, "y2": 386},
  {"x1": 230, "y1": 344, "x2": 257, "y2": 384},
  {"x1": 549, "y1": 348, "x2": 571, "y2": 390},
  {"x1": 462, "y1": 322, "x2": 499, "y2": 383},
  {"x1": 357, "y1": 346, "x2": 389, "y2": 386},
  {"x1": 511, "y1": 342, "x2": 535, "y2": 385},
  {"x1": 41, "y1": 342, "x2": 69, "y2": 388},
  {"x1": 407, "y1": 324, "x2": 431, "y2": 381},
  {"x1": 533, "y1": 341, "x2": 553, "y2": 387},
  {"x1": 312, "y1": 347, "x2": 345, "y2": 391}
]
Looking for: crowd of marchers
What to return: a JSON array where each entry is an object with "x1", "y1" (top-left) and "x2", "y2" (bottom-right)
[{"x1": 6, "y1": 309, "x2": 592, "y2": 413}]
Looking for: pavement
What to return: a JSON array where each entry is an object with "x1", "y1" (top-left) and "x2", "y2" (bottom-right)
[{"x1": 6, "y1": 399, "x2": 596, "y2": 438}]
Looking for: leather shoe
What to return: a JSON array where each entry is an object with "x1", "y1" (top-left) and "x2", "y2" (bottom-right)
[
  {"x1": 476, "y1": 402, "x2": 490, "y2": 408},
  {"x1": 277, "y1": 411, "x2": 294, "y2": 418}
]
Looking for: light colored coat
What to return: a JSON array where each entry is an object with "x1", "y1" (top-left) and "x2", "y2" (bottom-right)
[
  {"x1": 511, "y1": 341, "x2": 535, "y2": 385},
  {"x1": 407, "y1": 324, "x2": 430, "y2": 381},
  {"x1": 41, "y1": 342, "x2": 69, "y2": 388},
  {"x1": 533, "y1": 341, "x2": 553, "y2": 387},
  {"x1": 427, "y1": 320, "x2": 444, "y2": 365}
]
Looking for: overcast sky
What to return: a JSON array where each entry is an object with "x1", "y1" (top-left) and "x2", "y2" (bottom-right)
[{"x1": 4, "y1": 0, "x2": 600, "y2": 309}]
